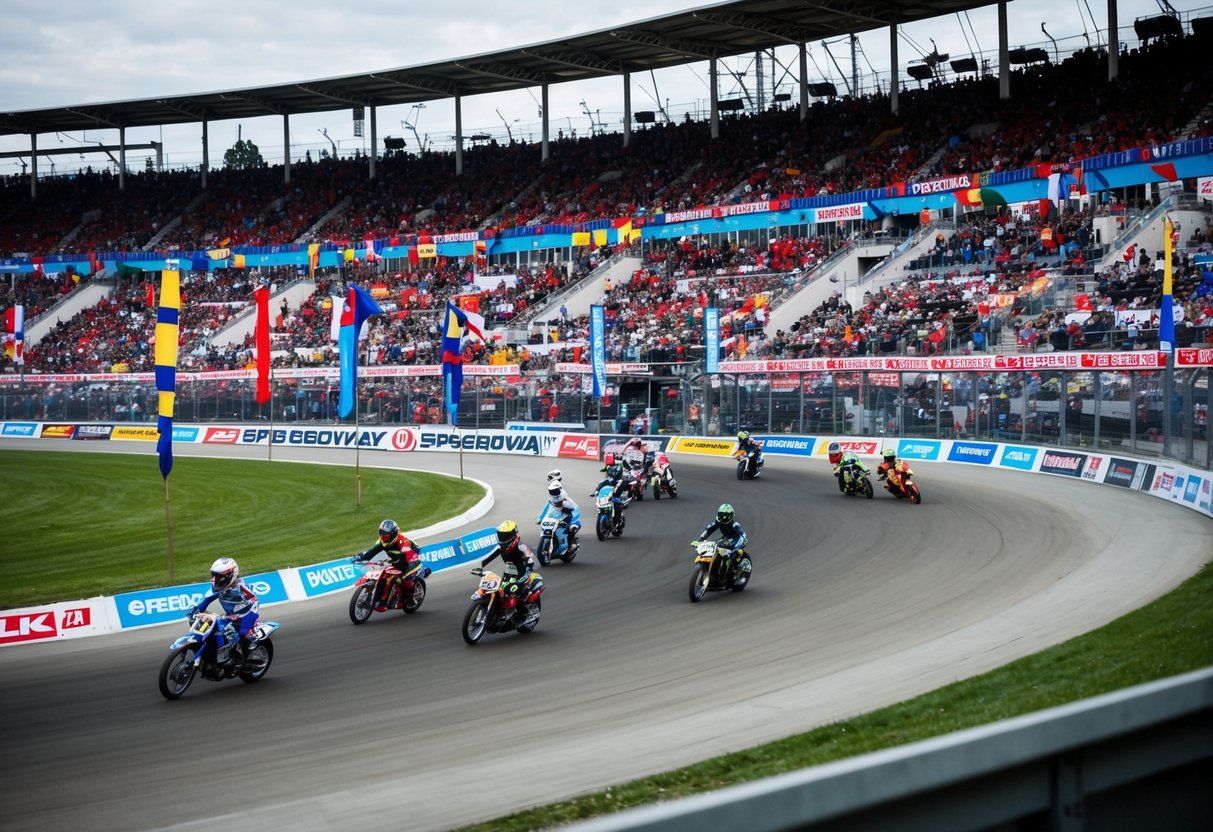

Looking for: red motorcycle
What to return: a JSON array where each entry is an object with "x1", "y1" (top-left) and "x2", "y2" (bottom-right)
[
  {"x1": 881, "y1": 463, "x2": 923, "y2": 504},
  {"x1": 348, "y1": 556, "x2": 431, "y2": 624}
]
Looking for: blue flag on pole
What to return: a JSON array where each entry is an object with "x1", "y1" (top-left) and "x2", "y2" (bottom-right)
[
  {"x1": 338, "y1": 285, "x2": 383, "y2": 419},
  {"x1": 441, "y1": 300, "x2": 486, "y2": 425},
  {"x1": 590, "y1": 305, "x2": 606, "y2": 399},
  {"x1": 155, "y1": 269, "x2": 181, "y2": 479},
  {"x1": 704, "y1": 307, "x2": 720, "y2": 374}
]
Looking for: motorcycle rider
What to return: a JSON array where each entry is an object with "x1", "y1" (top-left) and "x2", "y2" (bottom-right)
[
  {"x1": 191, "y1": 557, "x2": 260, "y2": 663},
  {"x1": 736, "y1": 431, "x2": 764, "y2": 474},
  {"x1": 545, "y1": 479, "x2": 581, "y2": 551},
  {"x1": 479, "y1": 520, "x2": 541, "y2": 626},
  {"x1": 621, "y1": 436, "x2": 647, "y2": 473},
  {"x1": 591, "y1": 454, "x2": 631, "y2": 523},
  {"x1": 353, "y1": 519, "x2": 423, "y2": 611},
  {"x1": 828, "y1": 441, "x2": 871, "y2": 493},
  {"x1": 875, "y1": 448, "x2": 909, "y2": 495},
  {"x1": 693, "y1": 503, "x2": 748, "y2": 570}
]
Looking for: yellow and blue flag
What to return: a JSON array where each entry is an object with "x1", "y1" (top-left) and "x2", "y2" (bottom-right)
[
  {"x1": 441, "y1": 300, "x2": 486, "y2": 425},
  {"x1": 338, "y1": 285, "x2": 383, "y2": 419},
  {"x1": 155, "y1": 270, "x2": 180, "y2": 478}
]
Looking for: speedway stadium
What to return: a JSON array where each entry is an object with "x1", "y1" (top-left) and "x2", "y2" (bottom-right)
[{"x1": 2, "y1": 1, "x2": 1212, "y2": 830}]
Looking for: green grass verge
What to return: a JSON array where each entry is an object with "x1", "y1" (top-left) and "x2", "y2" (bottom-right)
[
  {"x1": 0, "y1": 450, "x2": 484, "y2": 608},
  {"x1": 454, "y1": 560, "x2": 1213, "y2": 832}
]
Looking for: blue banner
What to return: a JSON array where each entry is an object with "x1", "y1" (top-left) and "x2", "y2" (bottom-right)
[
  {"x1": 1, "y1": 422, "x2": 40, "y2": 437},
  {"x1": 897, "y1": 439, "x2": 942, "y2": 460},
  {"x1": 753, "y1": 435, "x2": 814, "y2": 456},
  {"x1": 297, "y1": 558, "x2": 362, "y2": 597},
  {"x1": 590, "y1": 305, "x2": 606, "y2": 399},
  {"x1": 705, "y1": 307, "x2": 720, "y2": 374},
  {"x1": 947, "y1": 441, "x2": 998, "y2": 464},
  {"x1": 999, "y1": 446, "x2": 1039, "y2": 470},
  {"x1": 115, "y1": 582, "x2": 210, "y2": 629}
]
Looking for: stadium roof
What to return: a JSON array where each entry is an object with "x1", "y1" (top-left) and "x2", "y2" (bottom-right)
[{"x1": 0, "y1": 0, "x2": 993, "y2": 139}]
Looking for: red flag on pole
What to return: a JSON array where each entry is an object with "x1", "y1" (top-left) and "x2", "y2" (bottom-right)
[{"x1": 254, "y1": 285, "x2": 271, "y2": 404}]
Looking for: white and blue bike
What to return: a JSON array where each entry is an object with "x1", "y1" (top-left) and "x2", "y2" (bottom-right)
[
  {"x1": 535, "y1": 501, "x2": 581, "y2": 565},
  {"x1": 158, "y1": 611, "x2": 280, "y2": 700}
]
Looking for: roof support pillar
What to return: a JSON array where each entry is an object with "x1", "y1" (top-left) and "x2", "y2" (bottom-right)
[
  {"x1": 282, "y1": 113, "x2": 291, "y2": 185},
  {"x1": 1107, "y1": 0, "x2": 1119, "y2": 81},
  {"x1": 455, "y1": 95, "x2": 463, "y2": 176},
  {"x1": 709, "y1": 57, "x2": 719, "y2": 140},
  {"x1": 623, "y1": 72, "x2": 632, "y2": 149},
  {"x1": 541, "y1": 83, "x2": 550, "y2": 163},
  {"x1": 799, "y1": 42, "x2": 808, "y2": 122},
  {"x1": 119, "y1": 127, "x2": 127, "y2": 192},
  {"x1": 201, "y1": 120, "x2": 209, "y2": 189},
  {"x1": 889, "y1": 23, "x2": 900, "y2": 114},
  {"x1": 998, "y1": 0, "x2": 1010, "y2": 99}
]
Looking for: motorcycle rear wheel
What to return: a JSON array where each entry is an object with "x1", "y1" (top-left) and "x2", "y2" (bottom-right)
[
  {"x1": 560, "y1": 541, "x2": 578, "y2": 563},
  {"x1": 462, "y1": 601, "x2": 490, "y2": 645},
  {"x1": 596, "y1": 512, "x2": 610, "y2": 541},
  {"x1": 653, "y1": 479, "x2": 661, "y2": 500},
  {"x1": 239, "y1": 639, "x2": 274, "y2": 683},
  {"x1": 537, "y1": 536, "x2": 553, "y2": 566},
  {"x1": 349, "y1": 584, "x2": 375, "y2": 625},
  {"x1": 688, "y1": 565, "x2": 709, "y2": 603},
  {"x1": 403, "y1": 579, "x2": 426, "y2": 614},
  {"x1": 158, "y1": 646, "x2": 199, "y2": 700},
  {"x1": 730, "y1": 557, "x2": 753, "y2": 592}
]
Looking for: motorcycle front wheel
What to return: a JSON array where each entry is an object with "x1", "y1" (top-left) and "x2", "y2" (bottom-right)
[
  {"x1": 736, "y1": 461, "x2": 745, "y2": 480},
  {"x1": 652, "y1": 478, "x2": 661, "y2": 500},
  {"x1": 403, "y1": 579, "x2": 426, "y2": 614},
  {"x1": 537, "y1": 536, "x2": 553, "y2": 566},
  {"x1": 462, "y1": 600, "x2": 490, "y2": 645},
  {"x1": 349, "y1": 584, "x2": 375, "y2": 625},
  {"x1": 688, "y1": 565, "x2": 709, "y2": 603},
  {"x1": 158, "y1": 646, "x2": 199, "y2": 700},
  {"x1": 862, "y1": 478, "x2": 874, "y2": 499},
  {"x1": 596, "y1": 512, "x2": 610, "y2": 541},
  {"x1": 239, "y1": 639, "x2": 274, "y2": 683},
  {"x1": 906, "y1": 482, "x2": 922, "y2": 504}
]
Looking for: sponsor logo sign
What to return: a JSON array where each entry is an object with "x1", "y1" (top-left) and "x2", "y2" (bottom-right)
[
  {"x1": 1102, "y1": 458, "x2": 1140, "y2": 489},
  {"x1": 419, "y1": 539, "x2": 462, "y2": 565},
  {"x1": 414, "y1": 430, "x2": 558, "y2": 456},
  {"x1": 115, "y1": 571, "x2": 288, "y2": 628},
  {"x1": 458, "y1": 528, "x2": 500, "y2": 563},
  {"x1": 1081, "y1": 455, "x2": 1104, "y2": 481},
  {"x1": 558, "y1": 434, "x2": 600, "y2": 460},
  {"x1": 239, "y1": 427, "x2": 388, "y2": 448},
  {"x1": 172, "y1": 426, "x2": 200, "y2": 442},
  {"x1": 704, "y1": 307, "x2": 720, "y2": 374},
  {"x1": 204, "y1": 426, "x2": 242, "y2": 444},
  {"x1": 60, "y1": 607, "x2": 91, "y2": 630},
  {"x1": 670, "y1": 437, "x2": 736, "y2": 456},
  {"x1": 1039, "y1": 450, "x2": 1087, "y2": 477},
  {"x1": 73, "y1": 424, "x2": 113, "y2": 441},
  {"x1": 999, "y1": 446, "x2": 1039, "y2": 470},
  {"x1": 111, "y1": 426, "x2": 160, "y2": 441},
  {"x1": 600, "y1": 435, "x2": 671, "y2": 459},
  {"x1": 816, "y1": 439, "x2": 878, "y2": 457},
  {"x1": 1, "y1": 422, "x2": 39, "y2": 437},
  {"x1": 40, "y1": 424, "x2": 76, "y2": 439},
  {"x1": 947, "y1": 441, "x2": 998, "y2": 464},
  {"x1": 910, "y1": 173, "x2": 974, "y2": 195},
  {"x1": 813, "y1": 203, "x2": 864, "y2": 222},
  {"x1": 897, "y1": 440, "x2": 941, "y2": 460},
  {"x1": 389, "y1": 427, "x2": 417, "y2": 451},
  {"x1": 753, "y1": 435, "x2": 814, "y2": 456},
  {"x1": 1176, "y1": 347, "x2": 1213, "y2": 367},
  {"x1": 298, "y1": 559, "x2": 361, "y2": 597},
  {"x1": 0, "y1": 611, "x2": 58, "y2": 645},
  {"x1": 1184, "y1": 476, "x2": 1202, "y2": 504}
]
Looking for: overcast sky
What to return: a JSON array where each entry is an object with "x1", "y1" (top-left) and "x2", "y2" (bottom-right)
[{"x1": 0, "y1": 0, "x2": 1198, "y2": 177}]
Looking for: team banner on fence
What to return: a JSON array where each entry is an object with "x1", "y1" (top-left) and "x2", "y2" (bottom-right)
[
  {"x1": 669, "y1": 437, "x2": 736, "y2": 456},
  {"x1": 705, "y1": 307, "x2": 720, "y2": 374}
]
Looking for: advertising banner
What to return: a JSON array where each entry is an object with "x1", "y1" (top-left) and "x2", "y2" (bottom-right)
[
  {"x1": 999, "y1": 445, "x2": 1039, "y2": 470},
  {"x1": 557, "y1": 433, "x2": 601, "y2": 460},
  {"x1": 897, "y1": 440, "x2": 943, "y2": 460},
  {"x1": 297, "y1": 558, "x2": 361, "y2": 597},
  {"x1": 237, "y1": 426, "x2": 395, "y2": 449},
  {"x1": 40, "y1": 424, "x2": 75, "y2": 439},
  {"x1": 1, "y1": 421, "x2": 40, "y2": 438},
  {"x1": 1080, "y1": 455, "x2": 1106, "y2": 481},
  {"x1": 172, "y1": 426, "x2": 200, "y2": 443},
  {"x1": 947, "y1": 441, "x2": 999, "y2": 465},
  {"x1": 390, "y1": 429, "x2": 562, "y2": 457},
  {"x1": 818, "y1": 438, "x2": 878, "y2": 457},
  {"x1": 753, "y1": 435, "x2": 814, "y2": 456},
  {"x1": 73, "y1": 424, "x2": 113, "y2": 441},
  {"x1": 0, "y1": 600, "x2": 108, "y2": 646},
  {"x1": 670, "y1": 437, "x2": 736, "y2": 456},
  {"x1": 590, "y1": 304, "x2": 606, "y2": 399},
  {"x1": 705, "y1": 307, "x2": 720, "y2": 374},
  {"x1": 114, "y1": 571, "x2": 288, "y2": 629},
  {"x1": 111, "y1": 426, "x2": 160, "y2": 441},
  {"x1": 1102, "y1": 457, "x2": 1149, "y2": 489},
  {"x1": 457, "y1": 527, "x2": 500, "y2": 565},
  {"x1": 1038, "y1": 449, "x2": 1088, "y2": 477},
  {"x1": 600, "y1": 435, "x2": 671, "y2": 461}
]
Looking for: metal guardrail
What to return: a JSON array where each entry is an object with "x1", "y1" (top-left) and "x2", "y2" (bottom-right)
[{"x1": 566, "y1": 668, "x2": 1213, "y2": 832}]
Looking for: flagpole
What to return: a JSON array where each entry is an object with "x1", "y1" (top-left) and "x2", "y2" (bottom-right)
[
  {"x1": 355, "y1": 346, "x2": 363, "y2": 507},
  {"x1": 164, "y1": 476, "x2": 175, "y2": 583},
  {"x1": 267, "y1": 378, "x2": 274, "y2": 462}
]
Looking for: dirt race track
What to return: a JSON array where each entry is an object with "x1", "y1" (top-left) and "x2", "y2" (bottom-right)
[{"x1": 1, "y1": 439, "x2": 1208, "y2": 832}]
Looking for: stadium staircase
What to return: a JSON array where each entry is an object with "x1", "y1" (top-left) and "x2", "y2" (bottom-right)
[
  {"x1": 502, "y1": 250, "x2": 641, "y2": 335},
  {"x1": 144, "y1": 192, "x2": 206, "y2": 250},
  {"x1": 296, "y1": 196, "x2": 351, "y2": 243},
  {"x1": 24, "y1": 281, "x2": 114, "y2": 347},
  {"x1": 207, "y1": 278, "x2": 317, "y2": 349}
]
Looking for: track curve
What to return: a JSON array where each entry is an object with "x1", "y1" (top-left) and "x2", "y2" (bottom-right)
[{"x1": 1, "y1": 440, "x2": 1207, "y2": 832}]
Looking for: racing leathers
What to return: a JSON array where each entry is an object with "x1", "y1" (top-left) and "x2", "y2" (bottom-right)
[
  {"x1": 356, "y1": 531, "x2": 423, "y2": 604},
  {"x1": 695, "y1": 517, "x2": 748, "y2": 567},
  {"x1": 547, "y1": 491, "x2": 581, "y2": 547},
  {"x1": 592, "y1": 465, "x2": 631, "y2": 520},
  {"x1": 834, "y1": 451, "x2": 870, "y2": 492},
  {"x1": 480, "y1": 540, "x2": 541, "y2": 625},
  {"x1": 736, "y1": 436, "x2": 764, "y2": 472},
  {"x1": 876, "y1": 458, "x2": 912, "y2": 494},
  {"x1": 193, "y1": 580, "x2": 260, "y2": 659}
]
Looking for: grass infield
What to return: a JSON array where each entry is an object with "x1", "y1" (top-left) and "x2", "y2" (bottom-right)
[{"x1": 0, "y1": 450, "x2": 484, "y2": 608}]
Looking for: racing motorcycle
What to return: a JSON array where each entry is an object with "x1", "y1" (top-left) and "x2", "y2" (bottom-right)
[
  {"x1": 461, "y1": 567, "x2": 545, "y2": 645},
  {"x1": 624, "y1": 464, "x2": 647, "y2": 501},
  {"x1": 594, "y1": 484, "x2": 629, "y2": 540},
  {"x1": 735, "y1": 445, "x2": 764, "y2": 480},
  {"x1": 648, "y1": 451, "x2": 678, "y2": 499},
  {"x1": 158, "y1": 611, "x2": 280, "y2": 700},
  {"x1": 687, "y1": 540, "x2": 753, "y2": 603},
  {"x1": 535, "y1": 501, "x2": 581, "y2": 565},
  {"x1": 838, "y1": 461, "x2": 874, "y2": 499},
  {"x1": 882, "y1": 463, "x2": 923, "y2": 504},
  {"x1": 348, "y1": 556, "x2": 432, "y2": 624}
]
